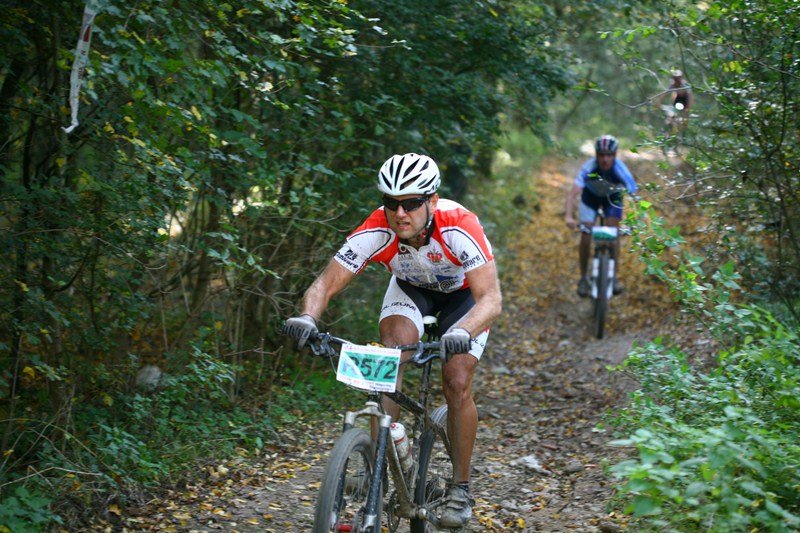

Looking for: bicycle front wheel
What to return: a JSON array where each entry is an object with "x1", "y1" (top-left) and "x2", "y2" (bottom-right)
[
  {"x1": 314, "y1": 428, "x2": 382, "y2": 533},
  {"x1": 411, "y1": 405, "x2": 453, "y2": 533},
  {"x1": 594, "y1": 251, "x2": 610, "y2": 339}
]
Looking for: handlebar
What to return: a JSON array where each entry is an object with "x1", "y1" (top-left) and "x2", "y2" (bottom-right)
[
  {"x1": 584, "y1": 177, "x2": 633, "y2": 211},
  {"x1": 584, "y1": 178, "x2": 627, "y2": 198},
  {"x1": 307, "y1": 332, "x2": 445, "y2": 366}
]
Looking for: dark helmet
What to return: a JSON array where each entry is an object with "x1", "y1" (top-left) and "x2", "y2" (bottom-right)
[{"x1": 595, "y1": 135, "x2": 619, "y2": 154}]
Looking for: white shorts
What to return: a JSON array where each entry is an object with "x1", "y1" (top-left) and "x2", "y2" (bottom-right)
[{"x1": 379, "y1": 277, "x2": 489, "y2": 360}]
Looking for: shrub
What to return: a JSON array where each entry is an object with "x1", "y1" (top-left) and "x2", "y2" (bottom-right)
[
  {"x1": 0, "y1": 487, "x2": 62, "y2": 533},
  {"x1": 607, "y1": 204, "x2": 800, "y2": 531}
]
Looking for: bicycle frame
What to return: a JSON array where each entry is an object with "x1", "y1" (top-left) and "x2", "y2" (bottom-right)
[
  {"x1": 589, "y1": 225, "x2": 617, "y2": 301},
  {"x1": 309, "y1": 331, "x2": 451, "y2": 531}
]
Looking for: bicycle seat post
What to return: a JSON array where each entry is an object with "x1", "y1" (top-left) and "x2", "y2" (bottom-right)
[{"x1": 422, "y1": 315, "x2": 438, "y2": 341}]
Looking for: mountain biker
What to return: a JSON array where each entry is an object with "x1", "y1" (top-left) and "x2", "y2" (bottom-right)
[
  {"x1": 565, "y1": 135, "x2": 637, "y2": 297},
  {"x1": 660, "y1": 69, "x2": 693, "y2": 127},
  {"x1": 283, "y1": 153, "x2": 503, "y2": 528}
]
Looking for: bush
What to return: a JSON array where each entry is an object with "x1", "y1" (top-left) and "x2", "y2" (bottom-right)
[
  {"x1": 0, "y1": 343, "x2": 346, "y2": 529},
  {"x1": 607, "y1": 205, "x2": 800, "y2": 531},
  {"x1": 0, "y1": 487, "x2": 62, "y2": 532},
  {"x1": 610, "y1": 329, "x2": 800, "y2": 531}
]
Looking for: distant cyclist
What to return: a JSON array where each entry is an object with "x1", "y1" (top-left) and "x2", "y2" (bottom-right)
[
  {"x1": 565, "y1": 135, "x2": 637, "y2": 297},
  {"x1": 660, "y1": 70, "x2": 693, "y2": 128}
]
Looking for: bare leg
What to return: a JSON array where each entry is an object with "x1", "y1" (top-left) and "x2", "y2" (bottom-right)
[
  {"x1": 579, "y1": 228, "x2": 592, "y2": 277},
  {"x1": 379, "y1": 315, "x2": 419, "y2": 421},
  {"x1": 442, "y1": 353, "x2": 479, "y2": 483}
]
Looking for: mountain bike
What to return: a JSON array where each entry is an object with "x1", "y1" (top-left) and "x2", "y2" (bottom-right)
[
  {"x1": 580, "y1": 222, "x2": 619, "y2": 339},
  {"x1": 304, "y1": 317, "x2": 460, "y2": 533},
  {"x1": 660, "y1": 103, "x2": 687, "y2": 156},
  {"x1": 580, "y1": 179, "x2": 629, "y2": 339}
]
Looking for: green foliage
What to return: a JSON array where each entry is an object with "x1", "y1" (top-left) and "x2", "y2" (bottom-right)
[
  {"x1": 1, "y1": 0, "x2": 571, "y2": 527},
  {"x1": 1, "y1": 0, "x2": 569, "y2": 514},
  {"x1": 0, "y1": 486, "x2": 62, "y2": 533},
  {"x1": 609, "y1": 327, "x2": 800, "y2": 531},
  {"x1": 608, "y1": 208, "x2": 800, "y2": 531},
  {"x1": 1, "y1": 345, "x2": 344, "y2": 528},
  {"x1": 593, "y1": 0, "x2": 800, "y2": 315}
]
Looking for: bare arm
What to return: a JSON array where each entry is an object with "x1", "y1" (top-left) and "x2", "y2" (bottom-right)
[
  {"x1": 300, "y1": 259, "x2": 357, "y2": 322},
  {"x1": 455, "y1": 260, "x2": 502, "y2": 336},
  {"x1": 565, "y1": 184, "x2": 582, "y2": 229}
]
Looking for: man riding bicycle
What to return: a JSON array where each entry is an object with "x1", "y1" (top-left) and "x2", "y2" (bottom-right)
[
  {"x1": 663, "y1": 70, "x2": 693, "y2": 113},
  {"x1": 565, "y1": 135, "x2": 637, "y2": 297},
  {"x1": 659, "y1": 69, "x2": 693, "y2": 130},
  {"x1": 284, "y1": 153, "x2": 503, "y2": 528}
]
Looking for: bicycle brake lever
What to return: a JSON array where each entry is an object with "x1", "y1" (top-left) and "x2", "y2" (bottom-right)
[
  {"x1": 410, "y1": 342, "x2": 444, "y2": 366},
  {"x1": 309, "y1": 337, "x2": 324, "y2": 357},
  {"x1": 309, "y1": 333, "x2": 336, "y2": 358}
]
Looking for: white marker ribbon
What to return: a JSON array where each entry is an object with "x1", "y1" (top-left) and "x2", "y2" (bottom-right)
[{"x1": 63, "y1": 4, "x2": 98, "y2": 134}]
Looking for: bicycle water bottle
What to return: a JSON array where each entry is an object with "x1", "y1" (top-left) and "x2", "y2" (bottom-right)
[{"x1": 390, "y1": 422, "x2": 414, "y2": 473}]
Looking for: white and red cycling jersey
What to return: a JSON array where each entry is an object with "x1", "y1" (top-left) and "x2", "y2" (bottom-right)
[{"x1": 334, "y1": 199, "x2": 494, "y2": 293}]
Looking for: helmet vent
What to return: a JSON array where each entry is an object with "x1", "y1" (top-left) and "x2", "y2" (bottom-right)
[{"x1": 402, "y1": 159, "x2": 416, "y2": 178}]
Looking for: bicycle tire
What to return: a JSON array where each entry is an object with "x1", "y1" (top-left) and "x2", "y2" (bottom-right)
[
  {"x1": 594, "y1": 251, "x2": 610, "y2": 339},
  {"x1": 410, "y1": 405, "x2": 452, "y2": 533},
  {"x1": 314, "y1": 428, "x2": 383, "y2": 533}
]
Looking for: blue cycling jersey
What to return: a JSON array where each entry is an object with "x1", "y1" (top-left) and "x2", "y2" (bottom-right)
[{"x1": 575, "y1": 158, "x2": 637, "y2": 210}]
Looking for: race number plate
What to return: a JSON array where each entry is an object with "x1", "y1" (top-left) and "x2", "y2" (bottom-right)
[
  {"x1": 592, "y1": 226, "x2": 619, "y2": 241},
  {"x1": 336, "y1": 343, "x2": 401, "y2": 392}
]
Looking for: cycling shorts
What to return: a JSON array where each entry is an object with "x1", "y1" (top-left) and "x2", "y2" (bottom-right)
[
  {"x1": 379, "y1": 277, "x2": 488, "y2": 360},
  {"x1": 579, "y1": 199, "x2": 623, "y2": 224}
]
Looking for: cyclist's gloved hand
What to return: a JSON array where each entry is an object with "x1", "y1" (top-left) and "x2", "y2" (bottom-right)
[
  {"x1": 283, "y1": 314, "x2": 318, "y2": 350},
  {"x1": 441, "y1": 327, "x2": 472, "y2": 360},
  {"x1": 565, "y1": 216, "x2": 578, "y2": 231}
]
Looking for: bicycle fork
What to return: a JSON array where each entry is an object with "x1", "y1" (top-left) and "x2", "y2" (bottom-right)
[
  {"x1": 342, "y1": 401, "x2": 430, "y2": 529},
  {"x1": 591, "y1": 249, "x2": 616, "y2": 300},
  {"x1": 343, "y1": 402, "x2": 391, "y2": 531}
]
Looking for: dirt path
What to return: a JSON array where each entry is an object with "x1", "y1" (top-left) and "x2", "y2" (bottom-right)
[{"x1": 111, "y1": 154, "x2": 688, "y2": 532}]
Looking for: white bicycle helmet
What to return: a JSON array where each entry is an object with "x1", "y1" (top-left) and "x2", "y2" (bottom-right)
[{"x1": 377, "y1": 153, "x2": 441, "y2": 196}]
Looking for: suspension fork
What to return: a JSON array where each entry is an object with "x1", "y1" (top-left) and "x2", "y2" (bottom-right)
[{"x1": 343, "y1": 401, "x2": 391, "y2": 531}]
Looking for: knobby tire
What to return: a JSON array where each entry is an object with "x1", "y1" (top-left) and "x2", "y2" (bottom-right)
[
  {"x1": 594, "y1": 251, "x2": 610, "y2": 339},
  {"x1": 411, "y1": 405, "x2": 453, "y2": 533},
  {"x1": 314, "y1": 428, "x2": 383, "y2": 533}
]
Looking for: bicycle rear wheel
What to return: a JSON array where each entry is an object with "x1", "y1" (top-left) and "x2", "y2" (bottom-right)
[
  {"x1": 314, "y1": 428, "x2": 382, "y2": 533},
  {"x1": 594, "y1": 251, "x2": 610, "y2": 339},
  {"x1": 411, "y1": 405, "x2": 452, "y2": 533}
]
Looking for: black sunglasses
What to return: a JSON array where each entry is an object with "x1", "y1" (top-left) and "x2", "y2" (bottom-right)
[{"x1": 382, "y1": 195, "x2": 430, "y2": 212}]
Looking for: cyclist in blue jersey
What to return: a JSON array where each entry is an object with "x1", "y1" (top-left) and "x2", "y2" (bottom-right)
[{"x1": 565, "y1": 135, "x2": 637, "y2": 297}]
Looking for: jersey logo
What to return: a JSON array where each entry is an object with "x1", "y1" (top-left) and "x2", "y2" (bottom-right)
[
  {"x1": 459, "y1": 251, "x2": 469, "y2": 262},
  {"x1": 342, "y1": 248, "x2": 359, "y2": 261},
  {"x1": 427, "y1": 250, "x2": 443, "y2": 263},
  {"x1": 462, "y1": 255, "x2": 482, "y2": 269}
]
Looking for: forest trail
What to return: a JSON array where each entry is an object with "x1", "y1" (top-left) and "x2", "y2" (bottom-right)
[{"x1": 106, "y1": 152, "x2": 697, "y2": 532}]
